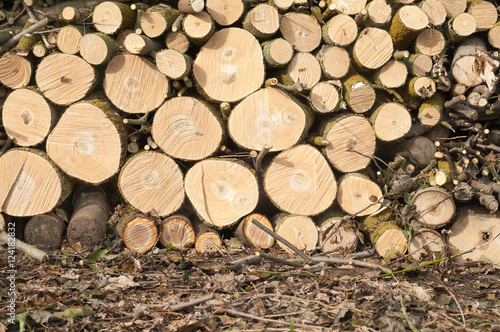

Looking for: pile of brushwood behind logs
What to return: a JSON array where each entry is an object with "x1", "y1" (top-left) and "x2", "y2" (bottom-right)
[{"x1": 0, "y1": 0, "x2": 499, "y2": 266}]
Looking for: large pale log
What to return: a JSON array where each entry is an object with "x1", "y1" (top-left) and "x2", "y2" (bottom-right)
[
  {"x1": 78, "y1": 32, "x2": 118, "y2": 65},
  {"x1": 227, "y1": 87, "x2": 312, "y2": 152},
  {"x1": 264, "y1": 144, "x2": 337, "y2": 216},
  {"x1": 24, "y1": 209, "x2": 68, "y2": 249},
  {"x1": 280, "y1": 12, "x2": 322, "y2": 52},
  {"x1": 352, "y1": 27, "x2": 393, "y2": 70},
  {"x1": 0, "y1": 52, "x2": 32, "y2": 89},
  {"x1": 337, "y1": 173, "x2": 383, "y2": 216},
  {"x1": 319, "y1": 114, "x2": 376, "y2": 173},
  {"x1": 116, "y1": 211, "x2": 159, "y2": 254},
  {"x1": 0, "y1": 148, "x2": 72, "y2": 217},
  {"x1": 362, "y1": 208, "x2": 407, "y2": 259},
  {"x1": 370, "y1": 102, "x2": 412, "y2": 142},
  {"x1": 118, "y1": 151, "x2": 185, "y2": 217},
  {"x1": 35, "y1": 53, "x2": 96, "y2": 105},
  {"x1": 235, "y1": 213, "x2": 275, "y2": 249},
  {"x1": 192, "y1": 28, "x2": 264, "y2": 103},
  {"x1": 389, "y1": 5, "x2": 428, "y2": 49},
  {"x1": 2, "y1": 88, "x2": 57, "y2": 147},
  {"x1": 151, "y1": 96, "x2": 224, "y2": 161},
  {"x1": 205, "y1": 0, "x2": 245, "y2": 26},
  {"x1": 160, "y1": 214, "x2": 196, "y2": 249},
  {"x1": 46, "y1": 99, "x2": 127, "y2": 184},
  {"x1": 316, "y1": 45, "x2": 350, "y2": 79},
  {"x1": 104, "y1": 54, "x2": 170, "y2": 113},
  {"x1": 322, "y1": 14, "x2": 358, "y2": 47},
  {"x1": 140, "y1": 5, "x2": 180, "y2": 38},
  {"x1": 273, "y1": 213, "x2": 318, "y2": 253},
  {"x1": 92, "y1": 1, "x2": 135, "y2": 35},
  {"x1": 242, "y1": 4, "x2": 279, "y2": 40},
  {"x1": 56, "y1": 25, "x2": 84, "y2": 54},
  {"x1": 412, "y1": 186, "x2": 456, "y2": 228},
  {"x1": 408, "y1": 228, "x2": 447, "y2": 261}
]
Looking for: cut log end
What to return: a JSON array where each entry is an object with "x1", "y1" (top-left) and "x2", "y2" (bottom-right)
[
  {"x1": 309, "y1": 82, "x2": 340, "y2": 113},
  {"x1": 353, "y1": 28, "x2": 393, "y2": 70},
  {"x1": 280, "y1": 12, "x2": 322, "y2": 52},
  {"x1": 371, "y1": 103, "x2": 412, "y2": 141},
  {"x1": 237, "y1": 213, "x2": 275, "y2": 249},
  {"x1": 408, "y1": 229, "x2": 447, "y2": 261},
  {"x1": 323, "y1": 14, "x2": 358, "y2": 47},
  {"x1": 413, "y1": 187, "x2": 456, "y2": 228},
  {"x1": 337, "y1": 173, "x2": 383, "y2": 216},
  {"x1": 121, "y1": 216, "x2": 159, "y2": 254},
  {"x1": 420, "y1": 0, "x2": 447, "y2": 26},
  {"x1": 318, "y1": 218, "x2": 357, "y2": 253},
  {"x1": 24, "y1": 212, "x2": 66, "y2": 249},
  {"x1": 195, "y1": 232, "x2": 222, "y2": 253},
  {"x1": 317, "y1": 45, "x2": 350, "y2": 79},
  {"x1": 160, "y1": 215, "x2": 195, "y2": 249},
  {"x1": 0, "y1": 52, "x2": 32, "y2": 89},
  {"x1": 274, "y1": 214, "x2": 318, "y2": 253},
  {"x1": 206, "y1": 0, "x2": 245, "y2": 26}
]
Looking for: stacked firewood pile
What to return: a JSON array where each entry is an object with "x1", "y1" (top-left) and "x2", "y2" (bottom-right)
[{"x1": 0, "y1": 0, "x2": 499, "y2": 265}]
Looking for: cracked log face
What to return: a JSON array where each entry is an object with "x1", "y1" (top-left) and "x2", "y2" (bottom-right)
[{"x1": 193, "y1": 28, "x2": 264, "y2": 103}]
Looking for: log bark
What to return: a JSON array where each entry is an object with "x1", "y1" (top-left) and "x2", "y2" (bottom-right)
[
  {"x1": 273, "y1": 213, "x2": 318, "y2": 254},
  {"x1": 116, "y1": 211, "x2": 159, "y2": 254},
  {"x1": 362, "y1": 208, "x2": 407, "y2": 259},
  {"x1": 24, "y1": 209, "x2": 68, "y2": 249},
  {"x1": 160, "y1": 214, "x2": 196, "y2": 249},
  {"x1": 235, "y1": 213, "x2": 275, "y2": 249}
]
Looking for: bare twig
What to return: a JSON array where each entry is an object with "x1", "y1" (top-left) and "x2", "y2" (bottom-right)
[
  {"x1": 434, "y1": 275, "x2": 466, "y2": 328},
  {"x1": 311, "y1": 257, "x2": 391, "y2": 274},
  {"x1": 227, "y1": 255, "x2": 262, "y2": 270},
  {"x1": 256, "y1": 251, "x2": 304, "y2": 268},
  {"x1": 0, "y1": 17, "x2": 49, "y2": 53},
  {"x1": 170, "y1": 293, "x2": 214, "y2": 312},
  {"x1": 253, "y1": 145, "x2": 272, "y2": 172}
]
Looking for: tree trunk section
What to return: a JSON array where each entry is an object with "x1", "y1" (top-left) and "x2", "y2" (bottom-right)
[
  {"x1": 165, "y1": 31, "x2": 191, "y2": 53},
  {"x1": 56, "y1": 25, "x2": 84, "y2": 54},
  {"x1": 374, "y1": 60, "x2": 408, "y2": 89},
  {"x1": 415, "y1": 28, "x2": 446, "y2": 56},
  {"x1": 317, "y1": 214, "x2": 357, "y2": 253},
  {"x1": 352, "y1": 27, "x2": 393, "y2": 70},
  {"x1": 412, "y1": 186, "x2": 456, "y2": 228},
  {"x1": 282, "y1": 52, "x2": 322, "y2": 90},
  {"x1": 389, "y1": 5, "x2": 428, "y2": 49},
  {"x1": 309, "y1": 81, "x2": 341, "y2": 114},
  {"x1": 205, "y1": 0, "x2": 245, "y2": 26},
  {"x1": 92, "y1": 1, "x2": 135, "y2": 35},
  {"x1": 0, "y1": 52, "x2": 32, "y2": 89},
  {"x1": 337, "y1": 172, "x2": 383, "y2": 216},
  {"x1": 262, "y1": 38, "x2": 294, "y2": 68},
  {"x1": 182, "y1": 12, "x2": 215, "y2": 45},
  {"x1": 140, "y1": 5, "x2": 180, "y2": 38},
  {"x1": 193, "y1": 218, "x2": 222, "y2": 253},
  {"x1": 116, "y1": 211, "x2": 159, "y2": 254},
  {"x1": 419, "y1": 0, "x2": 447, "y2": 25},
  {"x1": 242, "y1": 4, "x2": 280, "y2": 40},
  {"x1": 418, "y1": 92, "x2": 445, "y2": 127},
  {"x1": 155, "y1": 49, "x2": 192, "y2": 80},
  {"x1": 24, "y1": 210, "x2": 68, "y2": 249},
  {"x1": 363, "y1": 0, "x2": 392, "y2": 28},
  {"x1": 362, "y1": 208, "x2": 407, "y2": 259},
  {"x1": 273, "y1": 213, "x2": 318, "y2": 254},
  {"x1": 370, "y1": 103, "x2": 412, "y2": 142},
  {"x1": 280, "y1": 12, "x2": 321, "y2": 52},
  {"x1": 316, "y1": 45, "x2": 350, "y2": 79},
  {"x1": 78, "y1": 32, "x2": 118, "y2": 66},
  {"x1": 342, "y1": 72, "x2": 376, "y2": 113},
  {"x1": 408, "y1": 228, "x2": 447, "y2": 261},
  {"x1": 235, "y1": 213, "x2": 275, "y2": 249},
  {"x1": 446, "y1": 13, "x2": 476, "y2": 43},
  {"x1": 322, "y1": 14, "x2": 358, "y2": 47},
  {"x1": 160, "y1": 214, "x2": 196, "y2": 249}
]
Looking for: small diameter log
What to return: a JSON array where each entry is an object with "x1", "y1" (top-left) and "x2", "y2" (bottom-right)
[
  {"x1": 322, "y1": 14, "x2": 358, "y2": 47},
  {"x1": 418, "y1": 91, "x2": 445, "y2": 127},
  {"x1": 184, "y1": 158, "x2": 259, "y2": 229},
  {"x1": 405, "y1": 53, "x2": 433, "y2": 76},
  {"x1": 182, "y1": 12, "x2": 215, "y2": 45},
  {"x1": 389, "y1": 5, "x2": 428, "y2": 49},
  {"x1": 104, "y1": 54, "x2": 169, "y2": 114},
  {"x1": 78, "y1": 32, "x2": 118, "y2": 66},
  {"x1": 439, "y1": 0, "x2": 467, "y2": 17},
  {"x1": 342, "y1": 72, "x2": 376, "y2": 113},
  {"x1": 0, "y1": 52, "x2": 32, "y2": 89},
  {"x1": 316, "y1": 45, "x2": 350, "y2": 79},
  {"x1": 309, "y1": 81, "x2": 341, "y2": 114},
  {"x1": 2, "y1": 88, "x2": 57, "y2": 147},
  {"x1": 447, "y1": 207, "x2": 500, "y2": 265},
  {"x1": 319, "y1": 114, "x2": 376, "y2": 173},
  {"x1": 283, "y1": 52, "x2": 322, "y2": 89},
  {"x1": 205, "y1": 0, "x2": 245, "y2": 26},
  {"x1": 405, "y1": 76, "x2": 436, "y2": 102},
  {"x1": 362, "y1": 208, "x2": 407, "y2": 259},
  {"x1": 122, "y1": 32, "x2": 162, "y2": 55},
  {"x1": 151, "y1": 96, "x2": 223, "y2": 160},
  {"x1": 280, "y1": 12, "x2": 322, "y2": 52},
  {"x1": 264, "y1": 144, "x2": 337, "y2": 216},
  {"x1": 363, "y1": 0, "x2": 392, "y2": 28},
  {"x1": 412, "y1": 186, "x2": 456, "y2": 228},
  {"x1": 160, "y1": 214, "x2": 196, "y2": 249},
  {"x1": 397, "y1": 136, "x2": 436, "y2": 167},
  {"x1": 419, "y1": 0, "x2": 447, "y2": 26},
  {"x1": 374, "y1": 60, "x2": 408, "y2": 89},
  {"x1": 93, "y1": 1, "x2": 136, "y2": 35},
  {"x1": 67, "y1": 185, "x2": 110, "y2": 248},
  {"x1": 408, "y1": 228, "x2": 447, "y2": 261},
  {"x1": 467, "y1": 0, "x2": 497, "y2": 31},
  {"x1": 193, "y1": 28, "x2": 264, "y2": 103},
  {"x1": 273, "y1": 214, "x2": 318, "y2": 254},
  {"x1": 332, "y1": 0, "x2": 367, "y2": 15},
  {"x1": 140, "y1": 5, "x2": 180, "y2": 38},
  {"x1": 35, "y1": 53, "x2": 96, "y2": 105},
  {"x1": 235, "y1": 213, "x2": 275, "y2": 249},
  {"x1": 155, "y1": 49, "x2": 192, "y2": 80},
  {"x1": 317, "y1": 215, "x2": 357, "y2": 253},
  {"x1": 242, "y1": 4, "x2": 279, "y2": 40},
  {"x1": 451, "y1": 36, "x2": 491, "y2": 88},
  {"x1": 118, "y1": 151, "x2": 185, "y2": 217},
  {"x1": 446, "y1": 13, "x2": 477, "y2": 43},
  {"x1": 193, "y1": 219, "x2": 222, "y2": 253},
  {"x1": 0, "y1": 148, "x2": 72, "y2": 217},
  {"x1": 337, "y1": 173, "x2": 383, "y2": 216},
  {"x1": 370, "y1": 102, "x2": 412, "y2": 142},
  {"x1": 415, "y1": 28, "x2": 446, "y2": 56},
  {"x1": 488, "y1": 22, "x2": 500, "y2": 49},
  {"x1": 166, "y1": 32, "x2": 190, "y2": 53},
  {"x1": 227, "y1": 87, "x2": 312, "y2": 152},
  {"x1": 61, "y1": 6, "x2": 93, "y2": 24},
  {"x1": 24, "y1": 210, "x2": 67, "y2": 249},
  {"x1": 178, "y1": 0, "x2": 205, "y2": 14},
  {"x1": 269, "y1": 0, "x2": 294, "y2": 11},
  {"x1": 352, "y1": 27, "x2": 393, "y2": 70},
  {"x1": 116, "y1": 212, "x2": 158, "y2": 254},
  {"x1": 262, "y1": 38, "x2": 294, "y2": 68},
  {"x1": 56, "y1": 25, "x2": 84, "y2": 55},
  {"x1": 46, "y1": 99, "x2": 127, "y2": 184}
]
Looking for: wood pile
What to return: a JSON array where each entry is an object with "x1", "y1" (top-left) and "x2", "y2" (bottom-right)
[{"x1": 0, "y1": 0, "x2": 499, "y2": 265}]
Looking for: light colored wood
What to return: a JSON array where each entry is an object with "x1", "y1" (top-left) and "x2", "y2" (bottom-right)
[
  {"x1": 363, "y1": 0, "x2": 392, "y2": 28},
  {"x1": 363, "y1": 208, "x2": 407, "y2": 259},
  {"x1": 47, "y1": 99, "x2": 127, "y2": 184},
  {"x1": 331, "y1": 0, "x2": 367, "y2": 14},
  {"x1": 407, "y1": 76, "x2": 436, "y2": 99},
  {"x1": 309, "y1": 81, "x2": 340, "y2": 113},
  {"x1": 262, "y1": 38, "x2": 294, "y2": 68},
  {"x1": 451, "y1": 36, "x2": 490, "y2": 88},
  {"x1": 236, "y1": 213, "x2": 275, "y2": 249},
  {"x1": 447, "y1": 12, "x2": 476, "y2": 42},
  {"x1": 117, "y1": 212, "x2": 159, "y2": 254},
  {"x1": 352, "y1": 27, "x2": 393, "y2": 70},
  {"x1": 140, "y1": 5, "x2": 180, "y2": 38},
  {"x1": 389, "y1": 5, "x2": 429, "y2": 49},
  {"x1": 227, "y1": 87, "x2": 312, "y2": 152},
  {"x1": 104, "y1": 54, "x2": 169, "y2": 113},
  {"x1": 118, "y1": 151, "x2": 185, "y2": 216},
  {"x1": 343, "y1": 72, "x2": 376, "y2": 113},
  {"x1": 0, "y1": 148, "x2": 71, "y2": 217},
  {"x1": 320, "y1": 114, "x2": 376, "y2": 173},
  {"x1": 370, "y1": 103, "x2": 412, "y2": 141},
  {"x1": 316, "y1": 45, "x2": 350, "y2": 79},
  {"x1": 375, "y1": 60, "x2": 407, "y2": 88},
  {"x1": 415, "y1": 28, "x2": 446, "y2": 56},
  {"x1": 123, "y1": 32, "x2": 162, "y2": 55},
  {"x1": 182, "y1": 11, "x2": 215, "y2": 45},
  {"x1": 420, "y1": 0, "x2": 447, "y2": 25},
  {"x1": 206, "y1": 0, "x2": 245, "y2": 26},
  {"x1": 317, "y1": 216, "x2": 357, "y2": 253},
  {"x1": 269, "y1": 0, "x2": 294, "y2": 11},
  {"x1": 79, "y1": 32, "x2": 118, "y2": 65},
  {"x1": 467, "y1": 0, "x2": 496, "y2": 31},
  {"x1": 56, "y1": 25, "x2": 84, "y2": 54},
  {"x1": 337, "y1": 173, "x2": 383, "y2": 216},
  {"x1": 152, "y1": 96, "x2": 223, "y2": 161},
  {"x1": 322, "y1": 14, "x2": 358, "y2": 47},
  {"x1": 280, "y1": 12, "x2": 322, "y2": 52},
  {"x1": 488, "y1": 22, "x2": 500, "y2": 48},
  {"x1": 264, "y1": 144, "x2": 337, "y2": 216},
  {"x1": 61, "y1": 6, "x2": 93, "y2": 24},
  {"x1": 165, "y1": 31, "x2": 190, "y2": 53},
  {"x1": 438, "y1": 0, "x2": 467, "y2": 17},
  {"x1": 155, "y1": 49, "x2": 192, "y2": 80},
  {"x1": 193, "y1": 220, "x2": 222, "y2": 253},
  {"x1": 273, "y1": 214, "x2": 318, "y2": 253},
  {"x1": 0, "y1": 52, "x2": 32, "y2": 89},
  {"x1": 184, "y1": 158, "x2": 259, "y2": 229},
  {"x1": 408, "y1": 229, "x2": 447, "y2": 261},
  {"x1": 2, "y1": 88, "x2": 56, "y2": 147},
  {"x1": 406, "y1": 53, "x2": 433, "y2": 76},
  {"x1": 412, "y1": 186, "x2": 456, "y2": 228},
  {"x1": 418, "y1": 92, "x2": 445, "y2": 127},
  {"x1": 93, "y1": 1, "x2": 135, "y2": 35},
  {"x1": 193, "y1": 28, "x2": 264, "y2": 103},
  {"x1": 178, "y1": 0, "x2": 205, "y2": 14},
  {"x1": 242, "y1": 4, "x2": 279, "y2": 40},
  {"x1": 35, "y1": 53, "x2": 95, "y2": 105},
  {"x1": 160, "y1": 214, "x2": 196, "y2": 249},
  {"x1": 285, "y1": 52, "x2": 322, "y2": 89}
]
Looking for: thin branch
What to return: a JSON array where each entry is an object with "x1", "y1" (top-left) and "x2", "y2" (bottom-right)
[
  {"x1": 311, "y1": 257, "x2": 391, "y2": 274},
  {"x1": 0, "y1": 230, "x2": 48, "y2": 261},
  {"x1": 253, "y1": 145, "x2": 272, "y2": 172},
  {"x1": 434, "y1": 275, "x2": 466, "y2": 328},
  {"x1": 256, "y1": 251, "x2": 304, "y2": 268},
  {"x1": 170, "y1": 294, "x2": 214, "y2": 312},
  {"x1": 0, "y1": 17, "x2": 50, "y2": 54}
]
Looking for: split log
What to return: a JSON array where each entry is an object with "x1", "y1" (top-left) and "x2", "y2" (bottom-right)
[
  {"x1": 273, "y1": 213, "x2": 318, "y2": 254},
  {"x1": 412, "y1": 186, "x2": 456, "y2": 228},
  {"x1": 116, "y1": 211, "x2": 158, "y2": 254},
  {"x1": 160, "y1": 214, "x2": 196, "y2": 249},
  {"x1": 184, "y1": 158, "x2": 259, "y2": 229},
  {"x1": 92, "y1": 1, "x2": 135, "y2": 35},
  {"x1": 370, "y1": 103, "x2": 412, "y2": 142},
  {"x1": 235, "y1": 213, "x2": 275, "y2": 249},
  {"x1": 56, "y1": 25, "x2": 84, "y2": 54},
  {"x1": 24, "y1": 209, "x2": 68, "y2": 249},
  {"x1": 408, "y1": 228, "x2": 447, "y2": 261},
  {"x1": 447, "y1": 206, "x2": 500, "y2": 265},
  {"x1": 264, "y1": 144, "x2": 337, "y2": 216},
  {"x1": 140, "y1": 5, "x2": 180, "y2": 38},
  {"x1": 362, "y1": 208, "x2": 407, "y2": 259},
  {"x1": 78, "y1": 32, "x2": 118, "y2": 66},
  {"x1": 2, "y1": 87, "x2": 57, "y2": 147},
  {"x1": 317, "y1": 214, "x2": 357, "y2": 253},
  {"x1": 118, "y1": 151, "x2": 185, "y2": 217},
  {"x1": 46, "y1": 99, "x2": 127, "y2": 184},
  {"x1": 0, "y1": 52, "x2": 32, "y2": 89},
  {"x1": 280, "y1": 12, "x2": 322, "y2": 52},
  {"x1": 205, "y1": 0, "x2": 245, "y2": 26},
  {"x1": 337, "y1": 172, "x2": 383, "y2": 216},
  {"x1": 227, "y1": 87, "x2": 312, "y2": 152},
  {"x1": 0, "y1": 148, "x2": 72, "y2": 217},
  {"x1": 67, "y1": 184, "x2": 110, "y2": 248}
]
